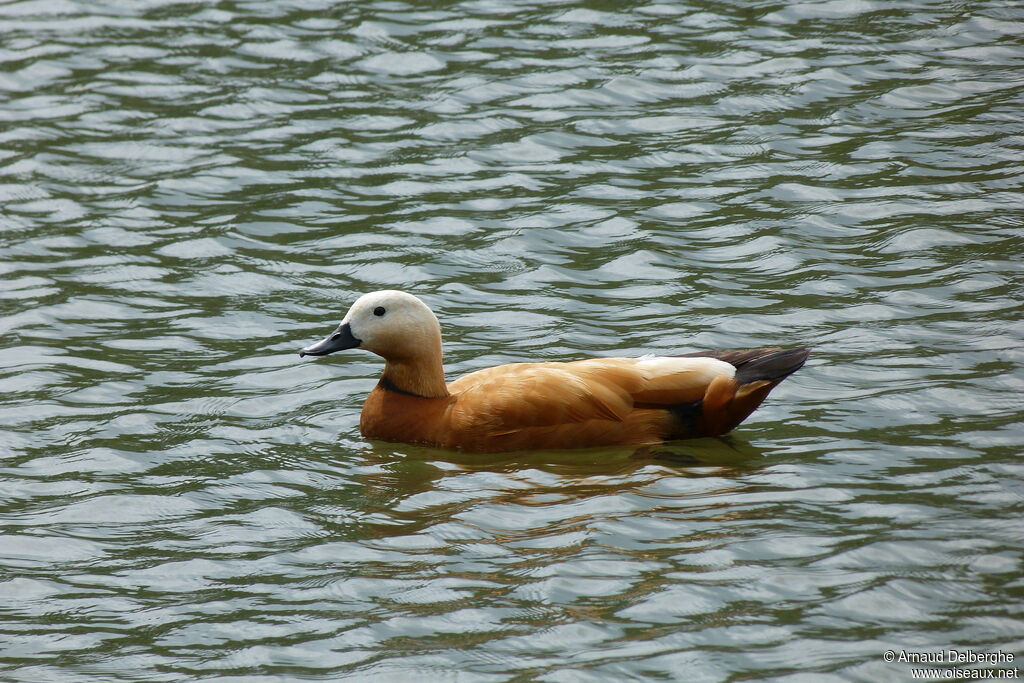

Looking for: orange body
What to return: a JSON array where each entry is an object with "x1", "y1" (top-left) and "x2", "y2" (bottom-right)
[{"x1": 359, "y1": 353, "x2": 807, "y2": 453}]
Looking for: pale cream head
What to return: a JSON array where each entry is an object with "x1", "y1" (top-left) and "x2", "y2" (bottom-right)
[{"x1": 342, "y1": 290, "x2": 442, "y2": 361}]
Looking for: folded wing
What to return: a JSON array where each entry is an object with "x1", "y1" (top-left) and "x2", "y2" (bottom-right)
[{"x1": 446, "y1": 356, "x2": 736, "y2": 438}]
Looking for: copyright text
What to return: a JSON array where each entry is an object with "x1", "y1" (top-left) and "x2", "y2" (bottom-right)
[{"x1": 883, "y1": 649, "x2": 1018, "y2": 679}]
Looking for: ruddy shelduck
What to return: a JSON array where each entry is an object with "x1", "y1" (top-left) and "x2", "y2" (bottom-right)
[{"x1": 300, "y1": 290, "x2": 810, "y2": 453}]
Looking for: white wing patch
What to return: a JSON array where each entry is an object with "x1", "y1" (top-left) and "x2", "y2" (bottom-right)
[{"x1": 635, "y1": 356, "x2": 735, "y2": 383}]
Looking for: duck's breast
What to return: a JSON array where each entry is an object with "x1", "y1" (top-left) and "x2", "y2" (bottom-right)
[{"x1": 359, "y1": 387, "x2": 452, "y2": 446}]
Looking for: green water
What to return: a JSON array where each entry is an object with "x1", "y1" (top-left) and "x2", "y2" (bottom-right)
[{"x1": 1, "y1": 0, "x2": 1022, "y2": 681}]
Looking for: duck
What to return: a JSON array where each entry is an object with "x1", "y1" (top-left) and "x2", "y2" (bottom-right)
[{"x1": 299, "y1": 290, "x2": 810, "y2": 453}]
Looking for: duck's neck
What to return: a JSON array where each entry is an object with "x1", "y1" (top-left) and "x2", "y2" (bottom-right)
[{"x1": 379, "y1": 345, "x2": 448, "y2": 399}]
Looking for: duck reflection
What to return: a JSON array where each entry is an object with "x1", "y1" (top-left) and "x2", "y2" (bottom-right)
[{"x1": 331, "y1": 437, "x2": 776, "y2": 545}]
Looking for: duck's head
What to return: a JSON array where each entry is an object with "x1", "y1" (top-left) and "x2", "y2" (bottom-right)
[{"x1": 299, "y1": 290, "x2": 442, "y2": 361}]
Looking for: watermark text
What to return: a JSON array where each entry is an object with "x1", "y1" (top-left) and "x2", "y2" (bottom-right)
[{"x1": 883, "y1": 649, "x2": 1018, "y2": 679}]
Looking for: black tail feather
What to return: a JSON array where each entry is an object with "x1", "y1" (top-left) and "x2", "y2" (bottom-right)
[
  {"x1": 681, "y1": 347, "x2": 811, "y2": 384},
  {"x1": 735, "y1": 348, "x2": 810, "y2": 384}
]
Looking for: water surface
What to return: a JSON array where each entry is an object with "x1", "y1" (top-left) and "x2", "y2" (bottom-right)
[{"x1": 1, "y1": 0, "x2": 1023, "y2": 681}]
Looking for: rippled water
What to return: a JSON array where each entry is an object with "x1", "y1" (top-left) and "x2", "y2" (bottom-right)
[{"x1": 2, "y1": 0, "x2": 1023, "y2": 680}]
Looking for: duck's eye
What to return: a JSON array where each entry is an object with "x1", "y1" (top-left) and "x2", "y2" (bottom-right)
[{"x1": 373, "y1": 306, "x2": 386, "y2": 317}]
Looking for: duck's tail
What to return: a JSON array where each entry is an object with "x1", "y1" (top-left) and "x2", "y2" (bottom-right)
[{"x1": 670, "y1": 347, "x2": 810, "y2": 438}]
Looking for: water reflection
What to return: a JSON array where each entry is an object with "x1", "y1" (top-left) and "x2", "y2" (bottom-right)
[{"x1": 339, "y1": 439, "x2": 777, "y2": 550}]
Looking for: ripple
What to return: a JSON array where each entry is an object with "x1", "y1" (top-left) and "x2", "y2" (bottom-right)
[{"x1": 358, "y1": 51, "x2": 446, "y2": 75}]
